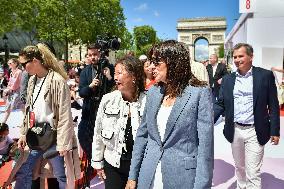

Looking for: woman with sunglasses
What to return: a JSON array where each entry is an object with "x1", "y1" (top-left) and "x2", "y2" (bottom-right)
[
  {"x1": 2, "y1": 58, "x2": 23, "y2": 123},
  {"x1": 10, "y1": 43, "x2": 80, "y2": 189},
  {"x1": 126, "y1": 40, "x2": 214, "y2": 189}
]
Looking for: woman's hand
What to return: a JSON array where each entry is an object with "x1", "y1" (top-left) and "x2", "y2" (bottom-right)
[
  {"x1": 97, "y1": 168, "x2": 106, "y2": 181},
  {"x1": 17, "y1": 135, "x2": 26, "y2": 149},
  {"x1": 3, "y1": 88, "x2": 11, "y2": 97},
  {"x1": 125, "y1": 180, "x2": 136, "y2": 189},
  {"x1": 59, "y1": 150, "x2": 67, "y2": 156}
]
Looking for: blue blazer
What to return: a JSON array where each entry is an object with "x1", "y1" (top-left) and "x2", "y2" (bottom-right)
[
  {"x1": 129, "y1": 85, "x2": 214, "y2": 189},
  {"x1": 214, "y1": 66, "x2": 280, "y2": 145}
]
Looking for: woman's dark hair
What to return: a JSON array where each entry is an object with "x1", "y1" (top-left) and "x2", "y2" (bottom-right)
[
  {"x1": 0, "y1": 123, "x2": 9, "y2": 133},
  {"x1": 115, "y1": 56, "x2": 145, "y2": 97},
  {"x1": 149, "y1": 40, "x2": 207, "y2": 97}
]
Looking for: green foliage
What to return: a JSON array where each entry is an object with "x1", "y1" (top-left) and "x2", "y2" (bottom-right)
[
  {"x1": 120, "y1": 30, "x2": 133, "y2": 50},
  {"x1": 0, "y1": 0, "x2": 23, "y2": 35},
  {"x1": 0, "y1": 0, "x2": 128, "y2": 48},
  {"x1": 218, "y1": 43, "x2": 224, "y2": 58},
  {"x1": 133, "y1": 25, "x2": 157, "y2": 56},
  {"x1": 136, "y1": 43, "x2": 153, "y2": 57},
  {"x1": 133, "y1": 25, "x2": 156, "y2": 50}
]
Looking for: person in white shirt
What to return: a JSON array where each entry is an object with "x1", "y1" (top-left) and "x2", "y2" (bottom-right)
[{"x1": 92, "y1": 56, "x2": 146, "y2": 189}]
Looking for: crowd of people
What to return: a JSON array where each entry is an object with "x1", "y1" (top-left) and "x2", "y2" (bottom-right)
[{"x1": 0, "y1": 40, "x2": 281, "y2": 189}]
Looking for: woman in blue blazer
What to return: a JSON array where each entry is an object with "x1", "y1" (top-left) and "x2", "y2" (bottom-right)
[{"x1": 126, "y1": 40, "x2": 214, "y2": 189}]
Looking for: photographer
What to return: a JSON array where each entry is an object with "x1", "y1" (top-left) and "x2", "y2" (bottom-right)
[{"x1": 78, "y1": 43, "x2": 115, "y2": 163}]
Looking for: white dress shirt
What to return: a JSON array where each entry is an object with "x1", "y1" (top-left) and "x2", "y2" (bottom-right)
[{"x1": 233, "y1": 68, "x2": 254, "y2": 124}]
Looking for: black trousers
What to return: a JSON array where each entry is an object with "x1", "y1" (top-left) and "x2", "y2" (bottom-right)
[
  {"x1": 104, "y1": 159, "x2": 131, "y2": 189},
  {"x1": 78, "y1": 119, "x2": 94, "y2": 160}
]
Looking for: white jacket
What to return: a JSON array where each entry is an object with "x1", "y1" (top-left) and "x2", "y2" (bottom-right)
[{"x1": 91, "y1": 90, "x2": 146, "y2": 169}]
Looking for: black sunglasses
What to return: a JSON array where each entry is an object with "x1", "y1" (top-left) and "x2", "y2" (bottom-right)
[
  {"x1": 21, "y1": 60, "x2": 32, "y2": 68},
  {"x1": 150, "y1": 57, "x2": 163, "y2": 66}
]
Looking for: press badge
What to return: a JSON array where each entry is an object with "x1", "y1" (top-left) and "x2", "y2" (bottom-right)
[{"x1": 29, "y1": 111, "x2": 35, "y2": 128}]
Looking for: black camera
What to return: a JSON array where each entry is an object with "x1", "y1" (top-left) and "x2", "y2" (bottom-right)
[
  {"x1": 95, "y1": 36, "x2": 121, "y2": 52},
  {"x1": 91, "y1": 36, "x2": 120, "y2": 102},
  {"x1": 94, "y1": 36, "x2": 121, "y2": 69}
]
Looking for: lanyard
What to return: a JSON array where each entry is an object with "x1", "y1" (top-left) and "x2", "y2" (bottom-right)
[{"x1": 31, "y1": 76, "x2": 47, "y2": 110}]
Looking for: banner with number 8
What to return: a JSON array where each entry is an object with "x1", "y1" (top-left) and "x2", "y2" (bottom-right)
[{"x1": 239, "y1": 0, "x2": 256, "y2": 13}]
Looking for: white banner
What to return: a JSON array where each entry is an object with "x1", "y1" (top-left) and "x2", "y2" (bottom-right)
[{"x1": 239, "y1": 0, "x2": 257, "y2": 13}]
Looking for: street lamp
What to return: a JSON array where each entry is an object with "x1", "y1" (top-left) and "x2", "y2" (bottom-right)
[
  {"x1": 2, "y1": 34, "x2": 9, "y2": 68},
  {"x1": 79, "y1": 45, "x2": 82, "y2": 61}
]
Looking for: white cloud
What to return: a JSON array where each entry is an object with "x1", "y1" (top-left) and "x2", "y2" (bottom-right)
[
  {"x1": 133, "y1": 18, "x2": 144, "y2": 22},
  {"x1": 154, "y1": 11, "x2": 160, "y2": 17},
  {"x1": 134, "y1": 3, "x2": 148, "y2": 11},
  {"x1": 195, "y1": 44, "x2": 209, "y2": 61}
]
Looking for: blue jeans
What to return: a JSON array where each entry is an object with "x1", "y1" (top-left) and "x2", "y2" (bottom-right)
[{"x1": 14, "y1": 145, "x2": 66, "y2": 189}]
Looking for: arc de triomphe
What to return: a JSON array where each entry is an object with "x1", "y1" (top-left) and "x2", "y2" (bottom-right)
[{"x1": 177, "y1": 17, "x2": 226, "y2": 61}]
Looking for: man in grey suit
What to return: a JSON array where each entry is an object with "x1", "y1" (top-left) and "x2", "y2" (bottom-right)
[
  {"x1": 126, "y1": 40, "x2": 214, "y2": 189},
  {"x1": 214, "y1": 43, "x2": 280, "y2": 189}
]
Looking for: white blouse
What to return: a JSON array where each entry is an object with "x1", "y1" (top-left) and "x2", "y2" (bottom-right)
[
  {"x1": 151, "y1": 105, "x2": 173, "y2": 189},
  {"x1": 32, "y1": 77, "x2": 54, "y2": 127}
]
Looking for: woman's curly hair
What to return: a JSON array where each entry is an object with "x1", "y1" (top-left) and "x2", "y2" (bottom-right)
[{"x1": 149, "y1": 40, "x2": 207, "y2": 97}]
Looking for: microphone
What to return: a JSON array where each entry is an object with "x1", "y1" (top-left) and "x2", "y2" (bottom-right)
[{"x1": 43, "y1": 147, "x2": 78, "y2": 159}]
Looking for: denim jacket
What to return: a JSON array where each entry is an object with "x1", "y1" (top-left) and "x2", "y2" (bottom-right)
[{"x1": 92, "y1": 90, "x2": 146, "y2": 169}]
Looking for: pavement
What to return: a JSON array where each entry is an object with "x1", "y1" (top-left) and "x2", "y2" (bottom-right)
[{"x1": 1, "y1": 107, "x2": 283, "y2": 189}]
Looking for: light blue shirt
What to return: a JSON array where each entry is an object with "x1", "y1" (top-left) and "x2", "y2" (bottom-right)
[{"x1": 233, "y1": 68, "x2": 254, "y2": 124}]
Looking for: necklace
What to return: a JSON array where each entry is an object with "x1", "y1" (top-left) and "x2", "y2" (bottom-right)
[
  {"x1": 163, "y1": 94, "x2": 176, "y2": 107},
  {"x1": 164, "y1": 95, "x2": 171, "y2": 101}
]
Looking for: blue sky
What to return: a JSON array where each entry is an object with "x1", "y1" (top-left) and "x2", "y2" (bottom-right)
[{"x1": 121, "y1": 0, "x2": 240, "y2": 40}]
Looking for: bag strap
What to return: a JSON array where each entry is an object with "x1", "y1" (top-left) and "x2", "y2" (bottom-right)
[{"x1": 31, "y1": 76, "x2": 47, "y2": 109}]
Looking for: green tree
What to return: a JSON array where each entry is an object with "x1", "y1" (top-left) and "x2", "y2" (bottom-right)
[
  {"x1": 218, "y1": 43, "x2": 224, "y2": 58},
  {"x1": 120, "y1": 30, "x2": 133, "y2": 50},
  {"x1": 0, "y1": 0, "x2": 18, "y2": 35},
  {"x1": 1, "y1": 0, "x2": 129, "y2": 59},
  {"x1": 133, "y1": 25, "x2": 157, "y2": 55}
]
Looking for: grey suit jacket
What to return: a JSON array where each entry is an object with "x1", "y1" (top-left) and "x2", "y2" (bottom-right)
[{"x1": 128, "y1": 85, "x2": 214, "y2": 189}]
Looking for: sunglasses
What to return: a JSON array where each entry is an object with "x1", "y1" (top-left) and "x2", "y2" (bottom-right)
[
  {"x1": 21, "y1": 60, "x2": 32, "y2": 68},
  {"x1": 150, "y1": 58, "x2": 164, "y2": 66}
]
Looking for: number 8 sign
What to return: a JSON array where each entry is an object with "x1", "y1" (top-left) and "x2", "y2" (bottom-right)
[
  {"x1": 246, "y1": 0, "x2": 250, "y2": 9},
  {"x1": 239, "y1": 0, "x2": 256, "y2": 13}
]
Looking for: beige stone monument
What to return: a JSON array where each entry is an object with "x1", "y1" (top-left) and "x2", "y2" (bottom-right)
[{"x1": 177, "y1": 17, "x2": 226, "y2": 61}]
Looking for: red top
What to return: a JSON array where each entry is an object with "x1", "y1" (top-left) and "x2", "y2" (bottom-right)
[{"x1": 145, "y1": 79, "x2": 156, "y2": 90}]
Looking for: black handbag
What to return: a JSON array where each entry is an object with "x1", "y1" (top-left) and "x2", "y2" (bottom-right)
[{"x1": 26, "y1": 122, "x2": 56, "y2": 151}]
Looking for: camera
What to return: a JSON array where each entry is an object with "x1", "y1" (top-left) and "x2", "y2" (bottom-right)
[
  {"x1": 91, "y1": 36, "x2": 120, "y2": 102},
  {"x1": 94, "y1": 36, "x2": 121, "y2": 69},
  {"x1": 95, "y1": 36, "x2": 121, "y2": 52}
]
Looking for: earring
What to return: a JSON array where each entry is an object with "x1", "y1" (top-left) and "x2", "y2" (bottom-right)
[{"x1": 133, "y1": 80, "x2": 136, "y2": 84}]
